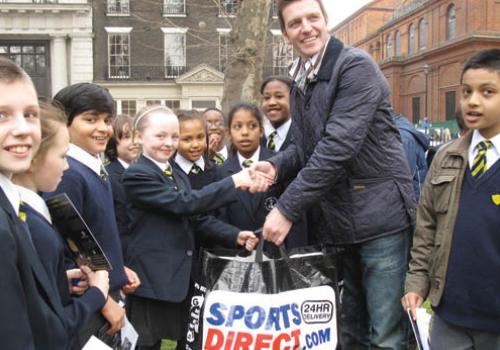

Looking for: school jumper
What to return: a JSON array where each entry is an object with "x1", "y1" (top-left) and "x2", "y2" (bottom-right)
[
  {"x1": 0, "y1": 178, "x2": 67, "y2": 349},
  {"x1": 106, "y1": 159, "x2": 132, "y2": 254},
  {"x1": 19, "y1": 188, "x2": 106, "y2": 339},
  {"x1": 217, "y1": 147, "x2": 308, "y2": 252},
  {"x1": 43, "y1": 145, "x2": 127, "y2": 348},
  {"x1": 123, "y1": 154, "x2": 241, "y2": 343}
]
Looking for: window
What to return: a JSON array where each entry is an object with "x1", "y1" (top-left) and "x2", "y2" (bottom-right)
[
  {"x1": 192, "y1": 100, "x2": 216, "y2": 110},
  {"x1": 107, "y1": 0, "x2": 129, "y2": 15},
  {"x1": 121, "y1": 100, "x2": 136, "y2": 116},
  {"x1": 146, "y1": 100, "x2": 162, "y2": 106},
  {"x1": 386, "y1": 34, "x2": 392, "y2": 58},
  {"x1": 218, "y1": 30, "x2": 231, "y2": 72},
  {"x1": 106, "y1": 28, "x2": 131, "y2": 79},
  {"x1": 32, "y1": 0, "x2": 58, "y2": 3},
  {"x1": 408, "y1": 23, "x2": 415, "y2": 55},
  {"x1": 418, "y1": 18, "x2": 426, "y2": 49},
  {"x1": 445, "y1": 91, "x2": 456, "y2": 121},
  {"x1": 272, "y1": 31, "x2": 294, "y2": 76},
  {"x1": 447, "y1": 4, "x2": 456, "y2": 40},
  {"x1": 271, "y1": 0, "x2": 278, "y2": 18},
  {"x1": 412, "y1": 97, "x2": 421, "y2": 125},
  {"x1": 165, "y1": 100, "x2": 180, "y2": 109},
  {"x1": 395, "y1": 30, "x2": 401, "y2": 56},
  {"x1": 162, "y1": 28, "x2": 187, "y2": 78},
  {"x1": 163, "y1": 0, "x2": 185, "y2": 15},
  {"x1": 219, "y1": 0, "x2": 238, "y2": 16}
]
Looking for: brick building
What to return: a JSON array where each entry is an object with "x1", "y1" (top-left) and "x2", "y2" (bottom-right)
[
  {"x1": 94, "y1": 0, "x2": 292, "y2": 115},
  {"x1": 0, "y1": 0, "x2": 94, "y2": 99},
  {"x1": 331, "y1": 0, "x2": 500, "y2": 125}
]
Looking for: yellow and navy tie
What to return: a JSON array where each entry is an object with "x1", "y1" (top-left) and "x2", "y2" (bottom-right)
[
  {"x1": 242, "y1": 159, "x2": 253, "y2": 168},
  {"x1": 99, "y1": 164, "x2": 108, "y2": 182},
  {"x1": 267, "y1": 131, "x2": 277, "y2": 151},
  {"x1": 18, "y1": 200, "x2": 27, "y2": 222},
  {"x1": 214, "y1": 153, "x2": 225, "y2": 166},
  {"x1": 164, "y1": 163, "x2": 178, "y2": 190},
  {"x1": 471, "y1": 140, "x2": 492, "y2": 178},
  {"x1": 190, "y1": 164, "x2": 201, "y2": 175}
]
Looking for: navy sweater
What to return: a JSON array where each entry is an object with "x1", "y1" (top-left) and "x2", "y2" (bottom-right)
[
  {"x1": 44, "y1": 157, "x2": 127, "y2": 291},
  {"x1": 435, "y1": 161, "x2": 500, "y2": 332},
  {"x1": 22, "y1": 203, "x2": 106, "y2": 337}
]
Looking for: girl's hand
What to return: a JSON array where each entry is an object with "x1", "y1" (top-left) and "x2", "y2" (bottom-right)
[
  {"x1": 80, "y1": 265, "x2": 109, "y2": 300},
  {"x1": 236, "y1": 231, "x2": 259, "y2": 251},
  {"x1": 66, "y1": 268, "x2": 89, "y2": 295},
  {"x1": 122, "y1": 266, "x2": 141, "y2": 294},
  {"x1": 401, "y1": 292, "x2": 424, "y2": 320},
  {"x1": 208, "y1": 134, "x2": 221, "y2": 158},
  {"x1": 101, "y1": 297, "x2": 125, "y2": 334}
]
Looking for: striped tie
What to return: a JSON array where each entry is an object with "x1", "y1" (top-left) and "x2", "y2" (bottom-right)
[
  {"x1": 214, "y1": 153, "x2": 225, "y2": 166},
  {"x1": 164, "y1": 164, "x2": 178, "y2": 190},
  {"x1": 18, "y1": 200, "x2": 27, "y2": 222},
  {"x1": 190, "y1": 164, "x2": 201, "y2": 175},
  {"x1": 471, "y1": 140, "x2": 492, "y2": 177},
  {"x1": 242, "y1": 159, "x2": 253, "y2": 168},
  {"x1": 267, "y1": 131, "x2": 277, "y2": 151}
]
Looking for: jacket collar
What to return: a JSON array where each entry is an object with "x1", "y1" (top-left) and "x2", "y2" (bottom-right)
[
  {"x1": 442, "y1": 131, "x2": 472, "y2": 159},
  {"x1": 317, "y1": 36, "x2": 344, "y2": 81}
]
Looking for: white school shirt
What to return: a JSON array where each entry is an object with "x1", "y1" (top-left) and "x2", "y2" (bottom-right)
[
  {"x1": 17, "y1": 185, "x2": 52, "y2": 224},
  {"x1": 264, "y1": 118, "x2": 292, "y2": 152},
  {"x1": 175, "y1": 153, "x2": 205, "y2": 175},
  {"x1": 67, "y1": 144, "x2": 103, "y2": 177},
  {"x1": 237, "y1": 147, "x2": 261, "y2": 169},
  {"x1": 468, "y1": 130, "x2": 500, "y2": 170}
]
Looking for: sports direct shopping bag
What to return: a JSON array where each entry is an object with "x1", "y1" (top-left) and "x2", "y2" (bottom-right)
[{"x1": 192, "y1": 245, "x2": 339, "y2": 350}]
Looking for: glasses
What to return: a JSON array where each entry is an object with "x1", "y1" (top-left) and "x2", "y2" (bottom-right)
[{"x1": 206, "y1": 120, "x2": 225, "y2": 128}]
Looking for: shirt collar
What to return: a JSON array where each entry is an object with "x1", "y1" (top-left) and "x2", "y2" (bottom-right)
[
  {"x1": 117, "y1": 158, "x2": 130, "y2": 170},
  {"x1": 0, "y1": 173, "x2": 20, "y2": 216},
  {"x1": 264, "y1": 118, "x2": 292, "y2": 141},
  {"x1": 143, "y1": 154, "x2": 170, "y2": 172},
  {"x1": 16, "y1": 185, "x2": 52, "y2": 223},
  {"x1": 470, "y1": 130, "x2": 500, "y2": 156},
  {"x1": 237, "y1": 146, "x2": 260, "y2": 168},
  {"x1": 67, "y1": 144, "x2": 102, "y2": 176},
  {"x1": 289, "y1": 37, "x2": 330, "y2": 82},
  {"x1": 174, "y1": 153, "x2": 205, "y2": 175},
  {"x1": 217, "y1": 145, "x2": 228, "y2": 160}
]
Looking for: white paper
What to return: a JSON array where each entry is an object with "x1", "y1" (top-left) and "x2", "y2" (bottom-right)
[
  {"x1": 121, "y1": 315, "x2": 139, "y2": 350},
  {"x1": 82, "y1": 336, "x2": 113, "y2": 350},
  {"x1": 415, "y1": 308, "x2": 431, "y2": 350}
]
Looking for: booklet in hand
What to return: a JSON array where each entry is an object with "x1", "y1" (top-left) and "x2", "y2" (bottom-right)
[
  {"x1": 46, "y1": 193, "x2": 112, "y2": 271},
  {"x1": 407, "y1": 308, "x2": 431, "y2": 350}
]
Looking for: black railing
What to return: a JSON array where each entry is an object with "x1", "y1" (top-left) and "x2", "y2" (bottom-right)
[{"x1": 106, "y1": 65, "x2": 186, "y2": 80}]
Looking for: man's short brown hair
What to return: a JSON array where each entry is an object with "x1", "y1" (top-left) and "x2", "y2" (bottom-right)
[{"x1": 277, "y1": 0, "x2": 328, "y2": 32}]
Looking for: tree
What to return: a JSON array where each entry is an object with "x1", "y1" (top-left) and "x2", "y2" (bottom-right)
[{"x1": 221, "y1": 0, "x2": 273, "y2": 113}]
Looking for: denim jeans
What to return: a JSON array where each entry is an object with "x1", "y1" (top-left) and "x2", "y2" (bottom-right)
[{"x1": 340, "y1": 229, "x2": 411, "y2": 350}]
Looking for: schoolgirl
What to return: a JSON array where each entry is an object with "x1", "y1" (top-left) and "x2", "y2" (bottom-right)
[
  {"x1": 46, "y1": 83, "x2": 140, "y2": 348},
  {"x1": 12, "y1": 103, "x2": 109, "y2": 344},
  {"x1": 122, "y1": 105, "x2": 258, "y2": 349},
  {"x1": 217, "y1": 102, "x2": 308, "y2": 252},
  {"x1": 105, "y1": 114, "x2": 140, "y2": 254}
]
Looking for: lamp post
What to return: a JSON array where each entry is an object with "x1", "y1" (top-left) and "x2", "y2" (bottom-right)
[{"x1": 423, "y1": 63, "x2": 430, "y2": 133}]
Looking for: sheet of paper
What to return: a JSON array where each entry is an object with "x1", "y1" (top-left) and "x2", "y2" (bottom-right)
[
  {"x1": 416, "y1": 308, "x2": 431, "y2": 350},
  {"x1": 121, "y1": 315, "x2": 139, "y2": 350},
  {"x1": 82, "y1": 336, "x2": 113, "y2": 350}
]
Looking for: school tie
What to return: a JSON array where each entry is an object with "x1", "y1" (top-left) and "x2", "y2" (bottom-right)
[
  {"x1": 242, "y1": 159, "x2": 253, "y2": 168},
  {"x1": 18, "y1": 200, "x2": 27, "y2": 222},
  {"x1": 99, "y1": 163, "x2": 109, "y2": 182},
  {"x1": 214, "y1": 153, "x2": 225, "y2": 166},
  {"x1": 471, "y1": 140, "x2": 493, "y2": 177},
  {"x1": 164, "y1": 163, "x2": 174, "y2": 181},
  {"x1": 267, "y1": 131, "x2": 277, "y2": 151},
  {"x1": 190, "y1": 164, "x2": 202, "y2": 175}
]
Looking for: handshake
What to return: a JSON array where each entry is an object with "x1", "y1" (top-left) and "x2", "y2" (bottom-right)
[{"x1": 231, "y1": 161, "x2": 276, "y2": 193}]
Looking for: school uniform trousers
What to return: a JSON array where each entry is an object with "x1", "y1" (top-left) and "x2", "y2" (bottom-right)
[
  {"x1": 217, "y1": 147, "x2": 308, "y2": 254},
  {"x1": 106, "y1": 160, "x2": 132, "y2": 255},
  {"x1": 0, "y1": 190, "x2": 67, "y2": 349},
  {"x1": 22, "y1": 203, "x2": 106, "y2": 340},
  {"x1": 123, "y1": 155, "x2": 241, "y2": 346}
]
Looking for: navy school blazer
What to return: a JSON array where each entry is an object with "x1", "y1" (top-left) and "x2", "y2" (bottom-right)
[
  {"x1": 106, "y1": 160, "x2": 132, "y2": 254},
  {"x1": 0, "y1": 190, "x2": 67, "y2": 349},
  {"x1": 122, "y1": 155, "x2": 241, "y2": 302},
  {"x1": 217, "y1": 147, "x2": 308, "y2": 252}
]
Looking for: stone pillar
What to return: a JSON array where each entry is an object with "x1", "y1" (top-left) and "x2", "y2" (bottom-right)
[
  {"x1": 50, "y1": 35, "x2": 68, "y2": 96},
  {"x1": 68, "y1": 32, "x2": 94, "y2": 84}
]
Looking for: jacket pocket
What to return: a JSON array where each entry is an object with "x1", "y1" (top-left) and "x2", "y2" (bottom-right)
[{"x1": 430, "y1": 175, "x2": 456, "y2": 214}]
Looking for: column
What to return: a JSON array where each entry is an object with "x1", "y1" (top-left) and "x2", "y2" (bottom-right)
[{"x1": 50, "y1": 35, "x2": 68, "y2": 96}]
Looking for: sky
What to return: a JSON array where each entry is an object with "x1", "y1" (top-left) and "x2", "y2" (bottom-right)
[{"x1": 324, "y1": 0, "x2": 373, "y2": 28}]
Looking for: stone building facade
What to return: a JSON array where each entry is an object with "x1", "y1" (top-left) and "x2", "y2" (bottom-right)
[{"x1": 331, "y1": 0, "x2": 500, "y2": 124}]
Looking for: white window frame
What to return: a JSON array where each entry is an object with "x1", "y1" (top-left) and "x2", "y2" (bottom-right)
[
  {"x1": 270, "y1": 29, "x2": 294, "y2": 76},
  {"x1": 106, "y1": 0, "x2": 130, "y2": 16},
  {"x1": 105, "y1": 27, "x2": 132, "y2": 79},
  {"x1": 163, "y1": 0, "x2": 186, "y2": 17},
  {"x1": 218, "y1": 0, "x2": 238, "y2": 17},
  {"x1": 217, "y1": 28, "x2": 231, "y2": 72},
  {"x1": 161, "y1": 27, "x2": 188, "y2": 78}
]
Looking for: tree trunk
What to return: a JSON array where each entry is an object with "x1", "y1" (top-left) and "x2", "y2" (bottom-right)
[{"x1": 221, "y1": 0, "x2": 272, "y2": 114}]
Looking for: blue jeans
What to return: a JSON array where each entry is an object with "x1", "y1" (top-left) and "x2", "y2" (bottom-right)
[{"x1": 340, "y1": 229, "x2": 411, "y2": 350}]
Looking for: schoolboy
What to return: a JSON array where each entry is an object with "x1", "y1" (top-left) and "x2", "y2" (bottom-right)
[
  {"x1": 0, "y1": 57, "x2": 67, "y2": 349},
  {"x1": 403, "y1": 48, "x2": 500, "y2": 349},
  {"x1": 47, "y1": 83, "x2": 140, "y2": 348}
]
